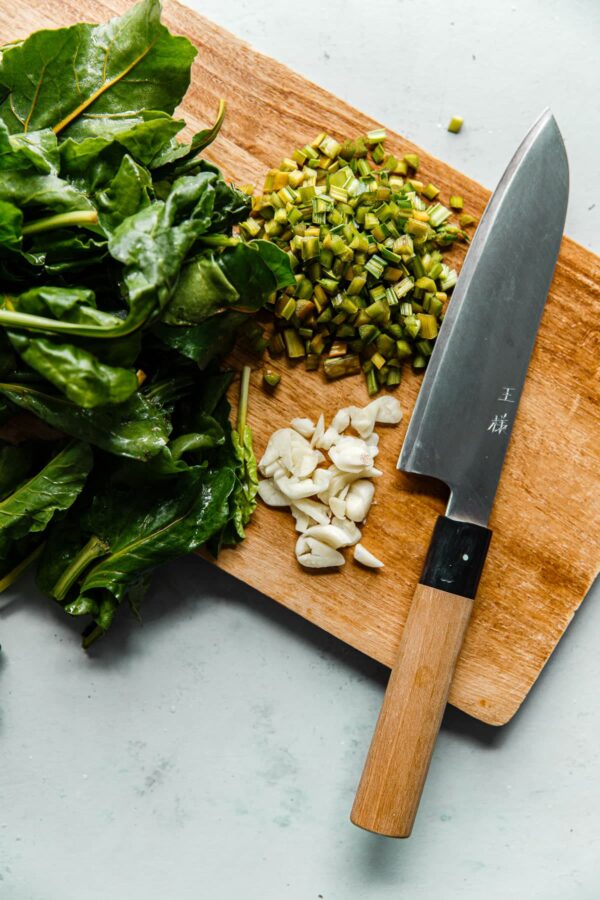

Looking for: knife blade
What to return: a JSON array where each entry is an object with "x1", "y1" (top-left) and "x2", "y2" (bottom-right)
[
  {"x1": 351, "y1": 110, "x2": 569, "y2": 838},
  {"x1": 399, "y1": 109, "x2": 569, "y2": 526}
]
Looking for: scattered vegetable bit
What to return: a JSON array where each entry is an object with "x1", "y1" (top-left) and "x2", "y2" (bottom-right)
[
  {"x1": 447, "y1": 116, "x2": 464, "y2": 134},
  {"x1": 449, "y1": 195, "x2": 464, "y2": 210},
  {"x1": 263, "y1": 370, "x2": 281, "y2": 390}
]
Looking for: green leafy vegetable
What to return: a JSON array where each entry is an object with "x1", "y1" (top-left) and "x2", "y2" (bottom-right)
[
  {"x1": 0, "y1": 439, "x2": 92, "y2": 576},
  {"x1": 0, "y1": 0, "x2": 294, "y2": 645},
  {"x1": 0, "y1": 384, "x2": 170, "y2": 460},
  {"x1": 0, "y1": 0, "x2": 195, "y2": 138}
]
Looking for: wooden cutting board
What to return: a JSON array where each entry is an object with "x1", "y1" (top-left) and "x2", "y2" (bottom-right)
[{"x1": 5, "y1": 0, "x2": 600, "y2": 726}]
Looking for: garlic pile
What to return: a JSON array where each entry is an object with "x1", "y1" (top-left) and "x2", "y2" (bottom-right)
[{"x1": 257, "y1": 396, "x2": 402, "y2": 569}]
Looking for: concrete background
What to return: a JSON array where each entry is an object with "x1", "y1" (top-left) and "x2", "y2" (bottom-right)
[{"x1": 1, "y1": 1, "x2": 599, "y2": 898}]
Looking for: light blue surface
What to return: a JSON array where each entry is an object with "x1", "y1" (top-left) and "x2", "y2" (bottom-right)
[{"x1": 1, "y1": 1, "x2": 599, "y2": 898}]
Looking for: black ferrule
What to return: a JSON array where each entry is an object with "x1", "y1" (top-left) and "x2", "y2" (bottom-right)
[{"x1": 419, "y1": 516, "x2": 492, "y2": 600}]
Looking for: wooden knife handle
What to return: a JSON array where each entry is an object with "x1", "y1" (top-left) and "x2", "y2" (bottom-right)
[{"x1": 351, "y1": 516, "x2": 492, "y2": 838}]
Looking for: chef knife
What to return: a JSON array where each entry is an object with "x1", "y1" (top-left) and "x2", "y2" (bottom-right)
[{"x1": 350, "y1": 110, "x2": 569, "y2": 838}]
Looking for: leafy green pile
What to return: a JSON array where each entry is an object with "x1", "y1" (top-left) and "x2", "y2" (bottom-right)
[{"x1": 0, "y1": 0, "x2": 293, "y2": 646}]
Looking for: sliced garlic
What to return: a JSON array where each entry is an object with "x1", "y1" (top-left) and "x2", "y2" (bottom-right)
[
  {"x1": 329, "y1": 496, "x2": 346, "y2": 519},
  {"x1": 290, "y1": 447, "x2": 323, "y2": 479},
  {"x1": 315, "y1": 426, "x2": 340, "y2": 451},
  {"x1": 372, "y1": 395, "x2": 402, "y2": 425},
  {"x1": 329, "y1": 436, "x2": 373, "y2": 473},
  {"x1": 258, "y1": 395, "x2": 401, "y2": 573},
  {"x1": 258, "y1": 428, "x2": 297, "y2": 471},
  {"x1": 296, "y1": 535, "x2": 345, "y2": 568},
  {"x1": 349, "y1": 405, "x2": 378, "y2": 439},
  {"x1": 291, "y1": 506, "x2": 311, "y2": 533},
  {"x1": 303, "y1": 523, "x2": 356, "y2": 549},
  {"x1": 345, "y1": 480, "x2": 375, "y2": 522},
  {"x1": 312, "y1": 467, "x2": 333, "y2": 494},
  {"x1": 274, "y1": 473, "x2": 320, "y2": 500},
  {"x1": 293, "y1": 498, "x2": 331, "y2": 526},
  {"x1": 353, "y1": 543, "x2": 384, "y2": 568},
  {"x1": 261, "y1": 460, "x2": 287, "y2": 479},
  {"x1": 331, "y1": 408, "x2": 351, "y2": 433},
  {"x1": 291, "y1": 417, "x2": 315, "y2": 439},
  {"x1": 257, "y1": 479, "x2": 290, "y2": 507},
  {"x1": 331, "y1": 516, "x2": 362, "y2": 546},
  {"x1": 311, "y1": 413, "x2": 325, "y2": 448}
]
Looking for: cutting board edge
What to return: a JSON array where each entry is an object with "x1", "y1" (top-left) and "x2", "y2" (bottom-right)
[{"x1": 204, "y1": 548, "x2": 599, "y2": 727}]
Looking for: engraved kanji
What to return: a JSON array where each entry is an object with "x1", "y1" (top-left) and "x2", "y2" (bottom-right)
[
  {"x1": 498, "y1": 386, "x2": 516, "y2": 403},
  {"x1": 488, "y1": 413, "x2": 509, "y2": 434}
]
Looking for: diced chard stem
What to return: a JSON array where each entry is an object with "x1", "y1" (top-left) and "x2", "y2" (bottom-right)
[
  {"x1": 263, "y1": 369, "x2": 281, "y2": 389},
  {"x1": 250, "y1": 127, "x2": 465, "y2": 392},
  {"x1": 323, "y1": 354, "x2": 361, "y2": 379},
  {"x1": 447, "y1": 116, "x2": 464, "y2": 134}
]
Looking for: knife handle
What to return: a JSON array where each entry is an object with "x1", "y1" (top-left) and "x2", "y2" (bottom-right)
[{"x1": 350, "y1": 516, "x2": 492, "y2": 838}]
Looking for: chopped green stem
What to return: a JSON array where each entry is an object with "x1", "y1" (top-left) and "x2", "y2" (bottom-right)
[
  {"x1": 22, "y1": 210, "x2": 99, "y2": 236},
  {"x1": 263, "y1": 370, "x2": 280, "y2": 389},
  {"x1": 245, "y1": 127, "x2": 471, "y2": 389},
  {"x1": 51, "y1": 536, "x2": 109, "y2": 603}
]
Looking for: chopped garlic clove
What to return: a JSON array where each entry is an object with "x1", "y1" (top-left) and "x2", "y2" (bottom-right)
[
  {"x1": 316, "y1": 426, "x2": 341, "y2": 451},
  {"x1": 290, "y1": 447, "x2": 323, "y2": 479},
  {"x1": 293, "y1": 498, "x2": 331, "y2": 526},
  {"x1": 261, "y1": 460, "x2": 287, "y2": 478},
  {"x1": 291, "y1": 506, "x2": 311, "y2": 533},
  {"x1": 280, "y1": 430, "x2": 312, "y2": 474},
  {"x1": 303, "y1": 523, "x2": 356, "y2": 549},
  {"x1": 323, "y1": 469, "x2": 356, "y2": 502},
  {"x1": 311, "y1": 413, "x2": 325, "y2": 448},
  {"x1": 259, "y1": 428, "x2": 297, "y2": 471},
  {"x1": 296, "y1": 535, "x2": 345, "y2": 568},
  {"x1": 371, "y1": 395, "x2": 402, "y2": 424},
  {"x1": 329, "y1": 496, "x2": 346, "y2": 519},
  {"x1": 257, "y1": 479, "x2": 290, "y2": 507},
  {"x1": 312, "y1": 467, "x2": 333, "y2": 494},
  {"x1": 331, "y1": 408, "x2": 352, "y2": 433},
  {"x1": 349, "y1": 406, "x2": 378, "y2": 439},
  {"x1": 329, "y1": 436, "x2": 373, "y2": 473},
  {"x1": 291, "y1": 417, "x2": 315, "y2": 439},
  {"x1": 345, "y1": 480, "x2": 375, "y2": 522},
  {"x1": 353, "y1": 543, "x2": 384, "y2": 568},
  {"x1": 331, "y1": 516, "x2": 362, "y2": 546},
  {"x1": 274, "y1": 473, "x2": 319, "y2": 500}
]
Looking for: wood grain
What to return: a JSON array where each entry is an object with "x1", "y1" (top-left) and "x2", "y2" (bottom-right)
[
  {"x1": 3, "y1": 0, "x2": 599, "y2": 726},
  {"x1": 351, "y1": 584, "x2": 473, "y2": 837}
]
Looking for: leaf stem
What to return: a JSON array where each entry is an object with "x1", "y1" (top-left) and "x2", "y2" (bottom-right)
[
  {"x1": 0, "y1": 543, "x2": 44, "y2": 593},
  {"x1": 0, "y1": 307, "x2": 145, "y2": 339},
  {"x1": 22, "y1": 210, "x2": 99, "y2": 236},
  {"x1": 197, "y1": 234, "x2": 240, "y2": 248},
  {"x1": 82, "y1": 623, "x2": 104, "y2": 650},
  {"x1": 237, "y1": 365, "x2": 251, "y2": 434},
  {"x1": 52, "y1": 535, "x2": 109, "y2": 603}
]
